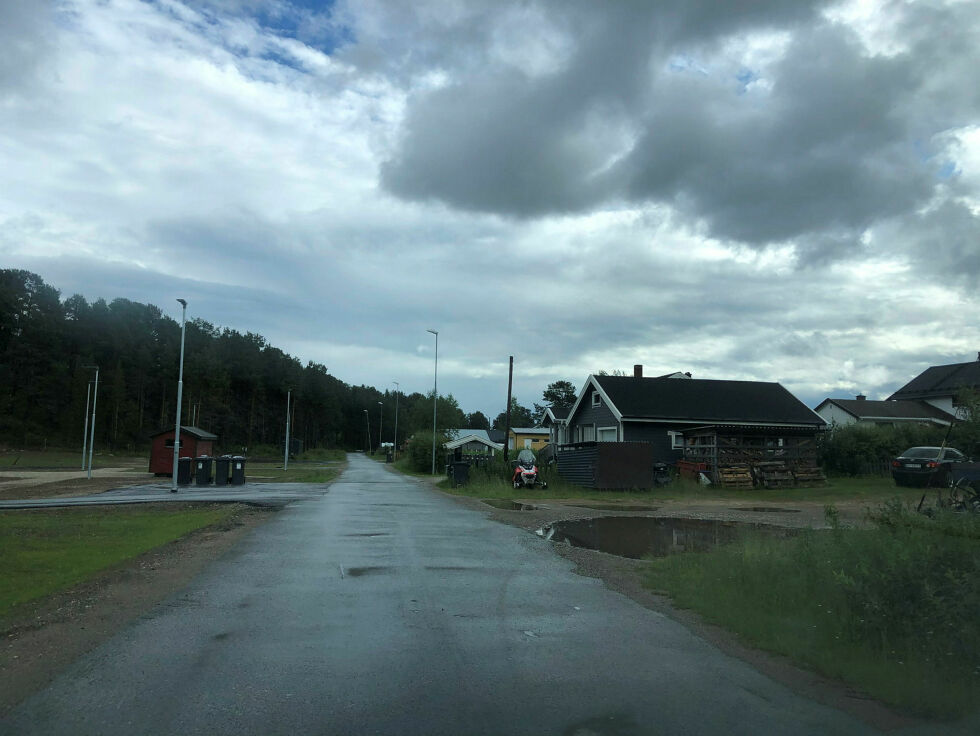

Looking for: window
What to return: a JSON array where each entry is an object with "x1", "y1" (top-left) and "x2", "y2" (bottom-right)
[
  {"x1": 591, "y1": 392, "x2": 601, "y2": 407},
  {"x1": 524, "y1": 439, "x2": 532, "y2": 449},
  {"x1": 582, "y1": 424, "x2": 596, "y2": 442},
  {"x1": 164, "y1": 439, "x2": 183, "y2": 449},
  {"x1": 667, "y1": 431, "x2": 683, "y2": 450}
]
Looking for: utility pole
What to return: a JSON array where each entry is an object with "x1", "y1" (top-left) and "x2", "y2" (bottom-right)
[
  {"x1": 364, "y1": 409, "x2": 371, "y2": 453},
  {"x1": 427, "y1": 329, "x2": 439, "y2": 475},
  {"x1": 504, "y1": 356, "x2": 513, "y2": 463},
  {"x1": 284, "y1": 389, "x2": 291, "y2": 471},
  {"x1": 377, "y1": 401, "x2": 383, "y2": 455},
  {"x1": 83, "y1": 366, "x2": 99, "y2": 476}
]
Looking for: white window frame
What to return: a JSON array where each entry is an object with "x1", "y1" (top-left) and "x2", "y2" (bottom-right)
[
  {"x1": 591, "y1": 392, "x2": 601, "y2": 407},
  {"x1": 668, "y1": 431, "x2": 684, "y2": 450},
  {"x1": 597, "y1": 426, "x2": 618, "y2": 442}
]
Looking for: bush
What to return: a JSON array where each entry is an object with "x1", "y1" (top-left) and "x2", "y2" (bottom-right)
[
  {"x1": 818, "y1": 423, "x2": 948, "y2": 475},
  {"x1": 405, "y1": 430, "x2": 450, "y2": 472}
]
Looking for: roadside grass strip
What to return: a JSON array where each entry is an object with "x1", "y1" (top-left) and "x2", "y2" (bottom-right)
[
  {"x1": 643, "y1": 503, "x2": 980, "y2": 719},
  {"x1": 0, "y1": 505, "x2": 239, "y2": 619},
  {"x1": 248, "y1": 449, "x2": 347, "y2": 483}
]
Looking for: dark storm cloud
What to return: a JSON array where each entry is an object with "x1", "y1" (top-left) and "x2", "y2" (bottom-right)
[{"x1": 379, "y1": 0, "x2": 978, "y2": 257}]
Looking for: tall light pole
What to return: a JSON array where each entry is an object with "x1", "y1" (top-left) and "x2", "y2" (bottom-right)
[
  {"x1": 377, "y1": 401, "x2": 383, "y2": 454},
  {"x1": 81, "y1": 377, "x2": 93, "y2": 470},
  {"x1": 171, "y1": 299, "x2": 187, "y2": 493},
  {"x1": 83, "y1": 366, "x2": 99, "y2": 477},
  {"x1": 363, "y1": 409, "x2": 371, "y2": 453},
  {"x1": 284, "y1": 389, "x2": 291, "y2": 471},
  {"x1": 392, "y1": 381, "x2": 400, "y2": 461},
  {"x1": 426, "y1": 329, "x2": 438, "y2": 475}
]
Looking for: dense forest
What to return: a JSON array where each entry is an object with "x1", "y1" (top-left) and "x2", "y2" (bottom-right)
[{"x1": 0, "y1": 269, "x2": 487, "y2": 454}]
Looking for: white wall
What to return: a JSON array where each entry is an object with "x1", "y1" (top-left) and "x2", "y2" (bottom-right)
[{"x1": 815, "y1": 403, "x2": 856, "y2": 426}]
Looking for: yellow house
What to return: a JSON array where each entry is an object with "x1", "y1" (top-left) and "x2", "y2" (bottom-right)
[{"x1": 508, "y1": 427, "x2": 550, "y2": 451}]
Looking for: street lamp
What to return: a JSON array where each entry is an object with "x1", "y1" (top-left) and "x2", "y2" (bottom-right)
[
  {"x1": 377, "y1": 401, "x2": 383, "y2": 455},
  {"x1": 82, "y1": 366, "x2": 99, "y2": 478},
  {"x1": 392, "y1": 381, "x2": 400, "y2": 461},
  {"x1": 171, "y1": 299, "x2": 187, "y2": 493},
  {"x1": 284, "y1": 389, "x2": 292, "y2": 471},
  {"x1": 363, "y1": 409, "x2": 371, "y2": 453},
  {"x1": 426, "y1": 329, "x2": 438, "y2": 475}
]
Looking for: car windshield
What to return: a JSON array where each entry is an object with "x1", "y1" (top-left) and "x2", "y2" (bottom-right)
[
  {"x1": 516, "y1": 450, "x2": 536, "y2": 465},
  {"x1": 903, "y1": 447, "x2": 941, "y2": 459}
]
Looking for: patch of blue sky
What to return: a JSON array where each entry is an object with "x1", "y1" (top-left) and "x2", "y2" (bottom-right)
[
  {"x1": 936, "y1": 161, "x2": 959, "y2": 180},
  {"x1": 666, "y1": 54, "x2": 708, "y2": 76},
  {"x1": 735, "y1": 67, "x2": 758, "y2": 95},
  {"x1": 247, "y1": 0, "x2": 353, "y2": 55}
]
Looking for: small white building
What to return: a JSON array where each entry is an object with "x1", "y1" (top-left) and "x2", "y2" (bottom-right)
[{"x1": 814, "y1": 396, "x2": 954, "y2": 427}]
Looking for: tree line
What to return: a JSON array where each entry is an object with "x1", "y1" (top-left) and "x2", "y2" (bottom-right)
[{"x1": 0, "y1": 270, "x2": 491, "y2": 454}]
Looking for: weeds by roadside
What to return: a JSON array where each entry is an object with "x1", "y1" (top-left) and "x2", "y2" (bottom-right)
[{"x1": 644, "y1": 501, "x2": 980, "y2": 718}]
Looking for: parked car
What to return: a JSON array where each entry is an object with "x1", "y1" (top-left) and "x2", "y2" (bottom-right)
[{"x1": 891, "y1": 446, "x2": 969, "y2": 487}]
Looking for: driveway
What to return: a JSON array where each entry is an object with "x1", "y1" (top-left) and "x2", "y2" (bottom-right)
[{"x1": 2, "y1": 453, "x2": 885, "y2": 735}]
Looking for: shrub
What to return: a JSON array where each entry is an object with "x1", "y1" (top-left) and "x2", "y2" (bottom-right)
[
  {"x1": 818, "y1": 423, "x2": 948, "y2": 475},
  {"x1": 405, "y1": 430, "x2": 450, "y2": 472}
]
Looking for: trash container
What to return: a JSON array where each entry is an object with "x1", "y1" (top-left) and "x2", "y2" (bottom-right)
[
  {"x1": 451, "y1": 461, "x2": 470, "y2": 487},
  {"x1": 195, "y1": 455, "x2": 213, "y2": 485},
  {"x1": 214, "y1": 455, "x2": 231, "y2": 487},
  {"x1": 230, "y1": 455, "x2": 246, "y2": 485},
  {"x1": 177, "y1": 456, "x2": 192, "y2": 486}
]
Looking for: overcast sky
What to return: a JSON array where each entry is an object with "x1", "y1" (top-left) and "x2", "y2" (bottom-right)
[{"x1": 2, "y1": 0, "x2": 979, "y2": 417}]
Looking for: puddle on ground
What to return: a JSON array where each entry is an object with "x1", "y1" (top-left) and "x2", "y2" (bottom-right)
[
  {"x1": 482, "y1": 499, "x2": 540, "y2": 511},
  {"x1": 732, "y1": 507, "x2": 802, "y2": 513},
  {"x1": 344, "y1": 566, "x2": 391, "y2": 577},
  {"x1": 538, "y1": 516, "x2": 795, "y2": 559},
  {"x1": 568, "y1": 504, "x2": 659, "y2": 512},
  {"x1": 343, "y1": 532, "x2": 390, "y2": 537}
]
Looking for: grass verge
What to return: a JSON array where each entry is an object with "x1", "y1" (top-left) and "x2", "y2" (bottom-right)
[
  {"x1": 246, "y1": 448, "x2": 347, "y2": 483},
  {"x1": 0, "y1": 504, "x2": 240, "y2": 620},
  {"x1": 643, "y1": 503, "x2": 980, "y2": 719},
  {"x1": 0, "y1": 450, "x2": 144, "y2": 470}
]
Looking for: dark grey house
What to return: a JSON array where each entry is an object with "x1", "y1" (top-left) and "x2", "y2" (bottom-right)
[
  {"x1": 564, "y1": 366, "x2": 826, "y2": 464},
  {"x1": 888, "y1": 355, "x2": 980, "y2": 417}
]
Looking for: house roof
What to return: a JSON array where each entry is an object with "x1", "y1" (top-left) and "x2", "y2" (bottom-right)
[
  {"x1": 572, "y1": 375, "x2": 824, "y2": 427},
  {"x1": 546, "y1": 406, "x2": 570, "y2": 420},
  {"x1": 487, "y1": 429, "x2": 507, "y2": 443},
  {"x1": 151, "y1": 425, "x2": 218, "y2": 440},
  {"x1": 444, "y1": 433, "x2": 503, "y2": 451},
  {"x1": 511, "y1": 427, "x2": 549, "y2": 435},
  {"x1": 816, "y1": 398, "x2": 954, "y2": 424},
  {"x1": 447, "y1": 428, "x2": 492, "y2": 443},
  {"x1": 888, "y1": 359, "x2": 980, "y2": 401}
]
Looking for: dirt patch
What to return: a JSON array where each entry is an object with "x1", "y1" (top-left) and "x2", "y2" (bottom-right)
[
  {"x1": 0, "y1": 472, "x2": 158, "y2": 501},
  {"x1": 0, "y1": 503, "x2": 276, "y2": 716}
]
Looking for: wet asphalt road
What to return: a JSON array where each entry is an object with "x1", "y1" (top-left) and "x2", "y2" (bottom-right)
[{"x1": 4, "y1": 454, "x2": 888, "y2": 735}]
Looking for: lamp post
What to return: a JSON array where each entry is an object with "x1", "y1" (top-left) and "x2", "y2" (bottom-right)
[
  {"x1": 284, "y1": 389, "x2": 291, "y2": 471},
  {"x1": 392, "y1": 381, "x2": 400, "y2": 461},
  {"x1": 377, "y1": 401, "x2": 383, "y2": 455},
  {"x1": 426, "y1": 329, "x2": 438, "y2": 475},
  {"x1": 81, "y1": 377, "x2": 92, "y2": 470},
  {"x1": 363, "y1": 409, "x2": 371, "y2": 453},
  {"x1": 82, "y1": 366, "x2": 99, "y2": 477},
  {"x1": 171, "y1": 299, "x2": 187, "y2": 493}
]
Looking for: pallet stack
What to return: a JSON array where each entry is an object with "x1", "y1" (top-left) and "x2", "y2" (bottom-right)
[
  {"x1": 718, "y1": 465, "x2": 754, "y2": 489},
  {"x1": 792, "y1": 465, "x2": 827, "y2": 487},
  {"x1": 752, "y1": 461, "x2": 795, "y2": 489}
]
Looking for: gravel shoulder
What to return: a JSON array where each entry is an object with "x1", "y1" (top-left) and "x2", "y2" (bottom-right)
[{"x1": 0, "y1": 503, "x2": 276, "y2": 717}]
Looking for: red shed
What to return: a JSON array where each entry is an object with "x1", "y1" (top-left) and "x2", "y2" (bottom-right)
[{"x1": 149, "y1": 426, "x2": 218, "y2": 474}]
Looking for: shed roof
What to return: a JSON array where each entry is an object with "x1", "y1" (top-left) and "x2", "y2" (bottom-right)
[
  {"x1": 444, "y1": 433, "x2": 503, "y2": 451},
  {"x1": 511, "y1": 427, "x2": 550, "y2": 435},
  {"x1": 888, "y1": 360, "x2": 980, "y2": 400},
  {"x1": 151, "y1": 425, "x2": 218, "y2": 440},
  {"x1": 585, "y1": 375, "x2": 824, "y2": 427},
  {"x1": 447, "y1": 428, "x2": 492, "y2": 443}
]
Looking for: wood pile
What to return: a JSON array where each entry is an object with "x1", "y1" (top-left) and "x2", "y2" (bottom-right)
[
  {"x1": 718, "y1": 465, "x2": 754, "y2": 489},
  {"x1": 752, "y1": 461, "x2": 795, "y2": 489}
]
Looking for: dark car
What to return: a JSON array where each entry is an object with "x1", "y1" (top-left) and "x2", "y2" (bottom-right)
[{"x1": 891, "y1": 446, "x2": 969, "y2": 487}]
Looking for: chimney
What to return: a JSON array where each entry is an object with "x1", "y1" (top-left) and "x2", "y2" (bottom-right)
[
  {"x1": 856, "y1": 394, "x2": 866, "y2": 401},
  {"x1": 633, "y1": 364, "x2": 643, "y2": 378},
  {"x1": 685, "y1": 372, "x2": 692, "y2": 378}
]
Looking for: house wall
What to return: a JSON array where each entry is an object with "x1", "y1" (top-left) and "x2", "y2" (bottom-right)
[
  {"x1": 622, "y1": 421, "x2": 684, "y2": 463},
  {"x1": 567, "y1": 386, "x2": 619, "y2": 442},
  {"x1": 149, "y1": 433, "x2": 207, "y2": 474},
  {"x1": 925, "y1": 396, "x2": 955, "y2": 414},
  {"x1": 816, "y1": 403, "x2": 857, "y2": 426},
  {"x1": 509, "y1": 432, "x2": 549, "y2": 450}
]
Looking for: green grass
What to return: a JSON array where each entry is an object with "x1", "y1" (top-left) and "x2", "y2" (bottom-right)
[
  {"x1": 0, "y1": 504, "x2": 240, "y2": 619},
  {"x1": 246, "y1": 448, "x2": 347, "y2": 483},
  {"x1": 644, "y1": 504, "x2": 980, "y2": 719}
]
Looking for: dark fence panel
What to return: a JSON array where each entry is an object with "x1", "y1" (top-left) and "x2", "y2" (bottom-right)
[{"x1": 556, "y1": 442, "x2": 656, "y2": 489}]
